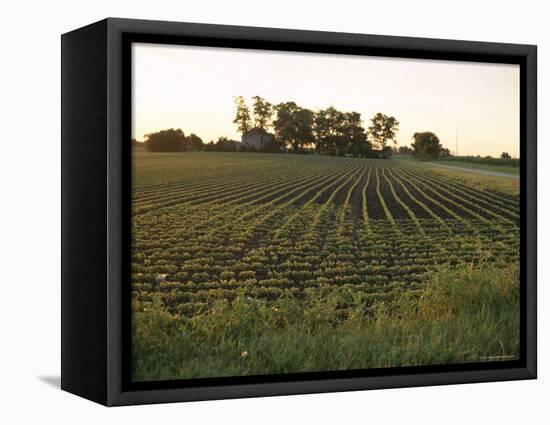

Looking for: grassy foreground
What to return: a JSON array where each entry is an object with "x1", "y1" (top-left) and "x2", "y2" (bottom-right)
[
  {"x1": 432, "y1": 159, "x2": 520, "y2": 176},
  {"x1": 132, "y1": 262, "x2": 519, "y2": 381},
  {"x1": 428, "y1": 166, "x2": 520, "y2": 198},
  {"x1": 394, "y1": 155, "x2": 519, "y2": 197}
]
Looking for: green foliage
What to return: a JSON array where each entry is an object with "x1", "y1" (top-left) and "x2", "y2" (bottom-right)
[
  {"x1": 411, "y1": 131, "x2": 443, "y2": 160},
  {"x1": 312, "y1": 107, "x2": 331, "y2": 153},
  {"x1": 398, "y1": 145, "x2": 413, "y2": 155},
  {"x1": 144, "y1": 128, "x2": 186, "y2": 152},
  {"x1": 233, "y1": 96, "x2": 252, "y2": 135},
  {"x1": 312, "y1": 107, "x2": 372, "y2": 156},
  {"x1": 273, "y1": 102, "x2": 314, "y2": 152},
  {"x1": 186, "y1": 133, "x2": 204, "y2": 151},
  {"x1": 368, "y1": 113, "x2": 400, "y2": 150},
  {"x1": 318, "y1": 106, "x2": 342, "y2": 155},
  {"x1": 252, "y1": 96, "x2": 273, "y2": 130},
  {"x1": 131, "y1": 152, "x2": 520, "y2": 381},
  {"x1": 212, "y1": 136, "x2": 241, "y2": 152},
  {"x1": 378, "y1": 146, "x2": 393, "y2": 159},
  {"x1": 428, "y1": 166, "x2": 519, "y2": 198},
  {"x1": 341, "y1": 111, "x2": 370, "y2": 157},
  {"x1": 236, "y1": 97, "x2": 375, "y2": 156},
  {"x1": 438, "y1": 155, "x2": 519, "y2": 168},
  {"x1": 143, "y1": 129, "x2": 204, "y2": 152},
  {"x1": 132, "y1": 263, "x2": 520, "y2": 381}
]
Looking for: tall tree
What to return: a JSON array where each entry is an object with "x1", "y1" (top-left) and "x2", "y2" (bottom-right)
[
  {"x1": 342, "y1": 112, "x2": 371, "y2": 157},
  {"x1": 233, "y1": 96, "x2": 252, "y2": 136},
  {"x1": 273, "y1": 101, "x2": 297, "y2": 149},
  {"x1": 273, "y1": 102, "x2": 313, "y2": 152},
  {"x1": 323, "y1": 106, "x2": 345, "y2": 155},
  {"x1": 252, "y1": 96, "x2": 273, "y2": 130},
  {"x1": 315, "y1": 107, "x2": 369, "y2": 156},
  {"x1": 411, "y1": 131, "x2": 443, "y2": 160},
  {"x1": 313, "y1": 109, "x2": 330, "y2": 153},
  {"x1": 368, "y1": 113, "x2": 400, "y2": 150},
  {"x1": 294, "y1": 108, "x2": 314, "y2": 151},
  {"x1": 186, "y1": 133, "x2": 204, "y2": 151}
]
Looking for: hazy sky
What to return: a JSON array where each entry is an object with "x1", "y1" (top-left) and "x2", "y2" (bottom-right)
[{"x1": 132, "y1": 43, "x2": 520, "y2": 157}]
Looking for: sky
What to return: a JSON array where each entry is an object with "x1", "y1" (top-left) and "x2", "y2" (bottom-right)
[{"x1": 132, "y1": 43, "x2": 520, "y2": 157}]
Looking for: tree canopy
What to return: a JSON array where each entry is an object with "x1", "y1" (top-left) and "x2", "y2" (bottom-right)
[
  {"x1": 141, "y1": 97, "x2": 402, "y2": 158},
  {"x1": 232, "y1": 96, "x2": 252, "y2": 135},
  {"x1": 252, "y1": 96, "x2": 273, "y2": 130},
  {"x1": 273, "y1": 102, "x2": 314, "y2": 152},
  {"x1": 144, "y1": 128, "x2": 186, "y2": 152},
  {"x1": 411, "y1": 132, "x2": 443, "y2": 160},
  {"x1": 368, "y1": 113, "x2": 400, "y2": 150},
  {"x1": 144, "y1": 129, "x2": 204, "y2": 152},
  {"x1": 342, "y1": 111, "x2": 370, "y2": 157},
  {"x1": 185, "y1": 133, "x2": 204, "y2": 151},
  {"x1": 397, "y1": 145, "x2": 413, "y2": 155}
]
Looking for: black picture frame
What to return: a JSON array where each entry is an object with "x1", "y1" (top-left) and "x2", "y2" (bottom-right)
[{"x1": 61, "y1": 17, "x2": 537, "y2": 406}]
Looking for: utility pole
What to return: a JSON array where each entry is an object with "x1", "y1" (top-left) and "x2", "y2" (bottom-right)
[{"x1": 455, "y1": 131, "x2": 458, "y2": 156}]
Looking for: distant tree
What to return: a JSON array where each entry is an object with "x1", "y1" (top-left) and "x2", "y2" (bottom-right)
[
  {"x1": 186, "y1": 133, "x2": 204, "y2": 151},
  {"x1": 313, "y1": 107, "x2": 371, "y2": 156},
  {"x1": 342, "y1": 112, "x2": 371, "y2": 157},
  {"x1": 440, "y1": 147, "x2": 452, "y2": 157},
  {"x1": 323, "y1": 107, "x2": 345, "y2": 155},
  {"x1": 397, "y1": 145, "x2": 413, "y2": 155},
  {"x1": 368, "y1": 113, "x2": 400, "y2": 150},
  {"x1": 411, "y1": 131, "x2": 443, "y2": 160},
  {"x1": 215, "y1": 136, "x2": 240, "y2": 152},
  {"x1": 233, "y1": 96, "x2": 252, "y2": 136},
  {"x1": 252, "y1": 96, "x2": 273, "y2": 130},
  {"x1": 144, "y1": 128, "x2": 186, "y2": 152},
  {"x1": 294, "y1": 108, "x2": 314, "y2": 152},
  {"x1": 379, "y1": 146, "x2": 394, "y2": 159},
  {"x1": 333, "y1": 114, "x2": 350, "y2": 155},
  {"x1": 501, "y1": 152, "x2": 512, "y2": 159},
  {"x1": 273, "y1": 102, "x2": 296, "y2": 149},
  {"x1": 313, "y1": 109, "x2": 331, "y2": 153},
  {"x1": 273, "y1": 102, "x2": 313, "y2": 152}
]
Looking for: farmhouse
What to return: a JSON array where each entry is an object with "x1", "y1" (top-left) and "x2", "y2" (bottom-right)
[{"x1": 242, "y1": 128, "x2": 276, "y2": 151}]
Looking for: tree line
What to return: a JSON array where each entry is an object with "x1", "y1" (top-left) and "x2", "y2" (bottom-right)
[
  {"x1": 233, "y1": 95, "x2": 399, "y2": 157},
  {"x1": 138, "y1": 129, "x2": 250, "y2": 153},
  {"x1": 137, "y1": 129, "x2": 204, "y2": 152},
  {"x1": 137, "y1": 95, "x2": 469, "y2": 161}
]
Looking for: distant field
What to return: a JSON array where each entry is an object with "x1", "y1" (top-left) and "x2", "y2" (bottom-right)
[
  {"x1": 131, "y1": 152, "x2": 520, "y2": 381},
  {"x1": 393, "y1": 154, "x2": 520, "y2": 177},
  {"x1": 430, "y1": 159, "x2": 519, "y2": 176}
]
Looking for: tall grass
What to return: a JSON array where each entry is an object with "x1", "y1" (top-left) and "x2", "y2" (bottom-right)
[{"x1": 132, "y1": 262, "x2": 519, "y2": 382}]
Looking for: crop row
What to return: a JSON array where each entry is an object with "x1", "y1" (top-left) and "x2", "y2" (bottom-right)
[{"x1": 132, "y1": 157, "x2": 519, "y2": 315}]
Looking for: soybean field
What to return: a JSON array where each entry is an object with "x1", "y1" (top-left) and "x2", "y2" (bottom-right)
[{"x1": 131, "y1": 152, "x2": 519, "y2": 317}]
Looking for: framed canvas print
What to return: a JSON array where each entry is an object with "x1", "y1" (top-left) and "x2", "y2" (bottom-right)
[{"x1": 61, "y1": 18, "x2": 537, "y2": 406}]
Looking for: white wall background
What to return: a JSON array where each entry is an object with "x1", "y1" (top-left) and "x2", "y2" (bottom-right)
[{"x1": 0, "y1": 0, "x2": 546, "y2": 423}]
